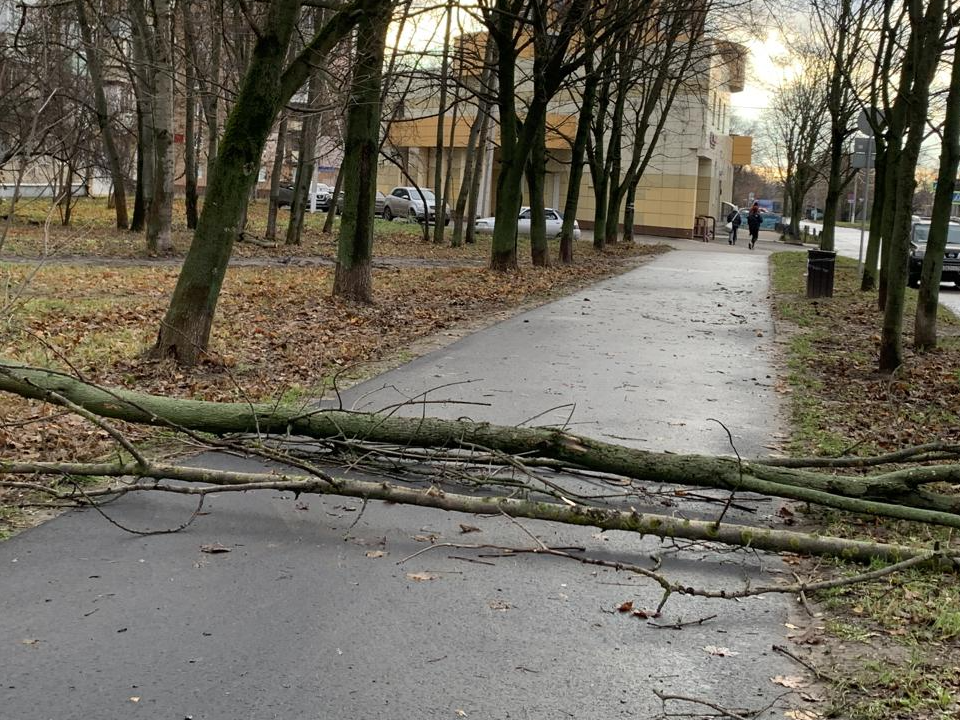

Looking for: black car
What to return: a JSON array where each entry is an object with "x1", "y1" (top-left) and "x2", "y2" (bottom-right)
[{"x1": 908, "y1": 220, "x2": 960, "y2": 287}]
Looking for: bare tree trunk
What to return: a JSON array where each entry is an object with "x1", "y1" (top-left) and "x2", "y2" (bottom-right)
[
  {"x1": 146, "y1": 0, "x2": 175, "y2": 253},
  {"x1": 323, "y1": 164, "x2": 344, "y2": 234},
  {"x1": 265, "y1": 114, "x2": 289, "y2": 242},
  {"x1": 622, "y1": 177, "x2": 639, "y2": 244},
  {"x1": 526, "y1": 116, "x2": 548, "y2": 266},
  {"x1": 75, "y1": 0, "x2": 128, "y2": 230},
  {"x1": 130, "y1": 103, "x2": 146, "y2": 233},
  {"x1": 559, "y1": 65, "x2": 597, "y2": 264},
  {"x1": 453, "y1": 38, "x2": 494, "y2": 247},
  {"x1": 465, "y1": 103, "x2": 492, "y2": 245},
  {"x1": 130, "y1": 14, "x2": 155, "y2": 236},
  {"x1": 914, "y1": 35, "x2": 960, "y2": 350},
  {"x1": 286, "y1": 55, "x2": 324, "y2": 246},
  {"x1": 182, "y1": 0, "x2": 201, "y2": 230},
  {"x1": 333, "y1": 0, "x2": 392, "y2": 301},
  {"x1": 432, "y1": 0, "x2": 453, "y2": 245},
  {"x1": 152, "y1": 0, "x2": 364, "y2": 364},
  {"x1": 184, "y1": 33, "x2": 199, "y2": 230}
]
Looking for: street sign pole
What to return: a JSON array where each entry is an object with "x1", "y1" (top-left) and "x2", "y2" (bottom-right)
[
  {"x1": 855, "y1": 108, "x2": 878, "y2": 277},
  {"x1": 858, "y1": 141, "x2": 872, "y2": 275}
]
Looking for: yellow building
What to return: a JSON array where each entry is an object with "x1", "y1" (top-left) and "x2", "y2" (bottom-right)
[{"x1": 379, "y1": 36, "x2": 750, "y2": 239}]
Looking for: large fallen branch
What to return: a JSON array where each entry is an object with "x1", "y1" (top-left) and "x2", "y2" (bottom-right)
[
  {"x1": 0, "y1": 458, "x2": 944, "y2": 564},
  {"x1": 1, "y1": 360, "x2": 958, "y2": 567}
]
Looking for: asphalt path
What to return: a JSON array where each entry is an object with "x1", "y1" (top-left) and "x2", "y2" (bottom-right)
[{"x1": 2, "y1": 244, "x2": 810, "y2": 719}]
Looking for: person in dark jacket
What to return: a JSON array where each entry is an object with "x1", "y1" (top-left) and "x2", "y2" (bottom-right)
[
  {"x1": 727, "y1": 207, "x2": 742, "y2": 245},
  {"x1": 746, "y1": 202, "x2": 762, "y2": 250}
]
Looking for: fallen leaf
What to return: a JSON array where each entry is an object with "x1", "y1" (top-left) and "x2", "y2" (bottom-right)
[
  {"x1": 784, "y1": 710, "x2": 821, "y2": 719},
  {"x1": 20, "y1": 638, "x2": 39, "y2": 646},
  {"x1": 455, "y1": 710, "x2": 467, "y2": 718},
  {"x1": 413, "y1": 533, "x2": 440, "y2": 543},
  {"x1": 200, "y1": 543, "x2": 231, "y2": 554},
  {"x1": 488, "y1": 599, "x2": 511, "y2": 611},
  {"x1": 406, "y1": 571, "x2": 437, "y2": 582},
  {"x1": 365, "y1": 550, "x2": 387, "y2": 558},
  {"x1": 771, "y1": 675, "x2": 808, "y2": 689},
  {"x1": 703, "y1": 645, "x2": 739, "y2": 657},
  {"x1": 129, "y1": 697, "x2": 141, "y2": 703},
  {"x1": 617, "y1": 601, "x2": 634, "y2": 613},
  {"x1": 459, "y1": 523, "x2": 481, "y2": 534}
]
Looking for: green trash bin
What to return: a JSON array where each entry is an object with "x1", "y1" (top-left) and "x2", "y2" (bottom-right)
[{"x1": 806, "y1": 249, "x2": 836, "y2": 298}]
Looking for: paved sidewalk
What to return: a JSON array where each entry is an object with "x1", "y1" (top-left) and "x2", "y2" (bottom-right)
[{"x1": 1, "y1": 246, "x2": 805, "y2": 719}]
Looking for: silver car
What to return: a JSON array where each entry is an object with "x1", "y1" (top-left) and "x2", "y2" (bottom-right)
[{"x1": 382, "y1": 187, "x2": 450, "y2": 225}]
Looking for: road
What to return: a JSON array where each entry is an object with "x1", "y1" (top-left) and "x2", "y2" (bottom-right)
[
  {"x1": 2, "y1": 245, "x2": 810, "y2": 719},
  {"x1": 799, "y1": 220, "x2": 960, "y2": 314}
]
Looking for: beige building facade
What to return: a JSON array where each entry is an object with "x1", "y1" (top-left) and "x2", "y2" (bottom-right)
[{"x1": 379, "y1": 37, "x2": 751, "y2": 239}]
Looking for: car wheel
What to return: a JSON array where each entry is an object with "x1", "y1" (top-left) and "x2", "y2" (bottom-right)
[
  {"x1": 383, "y1": 206, "x2": 393, "y2": 221},
  {"x1": 408, "y1": 208, "x2": 420, "y2": 223}
]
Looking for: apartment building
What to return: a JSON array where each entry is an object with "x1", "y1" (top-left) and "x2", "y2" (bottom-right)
[{"x1": 379, "y1": 32, "x2": 752, "y2": 238}]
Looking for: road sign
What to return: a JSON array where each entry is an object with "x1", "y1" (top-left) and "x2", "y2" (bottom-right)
[
  {"x1": 852, "y1": 137, "x2": 875, "y2": 168},
  {"x1": 857, "y1": 108, "x2": 881, "y2": 137}
]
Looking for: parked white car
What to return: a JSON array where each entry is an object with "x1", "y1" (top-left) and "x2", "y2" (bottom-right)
[{"x1": 473, "y1": 207, "x2": 581, "y2": 240}]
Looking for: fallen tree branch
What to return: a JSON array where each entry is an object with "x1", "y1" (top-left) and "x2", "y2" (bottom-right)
[
  {"x1": 0, "y1": 458, "x2": 952, "y2": 565},
  {"x1": 2, "y1": 361, "x2": 960, "y2": 521}
]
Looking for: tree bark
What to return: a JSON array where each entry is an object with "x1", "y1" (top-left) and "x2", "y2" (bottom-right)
[
  {"x1": 879, "y1": 0, "x2": 945, "y2": 372},
  {"x1": 914, "y1": 35, "x2": 960, "y2": 350},
  {"x1": 333, "y1": 0, "x2": 392, "y2": 301},
  {"x1": 322, "y1": 164, "x2": 344, "y2": 234},
  {"x1": 0, "y1": 456, "x2": 942, "y2": 566},
  {"x1": 465, "y1": 94, "x2": 493, "y2": 246},
  {"x1": 4, "y1": 361, "x2": 960, "y2": 524},
  {"x1": 75, "y1": 0, "x2": 128, "y2": 230},
  {"x1": 151, "y1": 0, "x2": 365, "y2": 364},
  {"x1": 526, "y1": 115, "x2": 548, "y2": 266},
  {"x1": 285, "y1": 48, "x2": 324, "y2": 246},
  {"x1": 432, "y1": 0, "x2": 453, "y2": 245},
  {"x1": 182, "y1": 0, "x2": 201, "y2": 230},
  {"x1": 559, "y1": 61, "x2": 597, "y2": 263},
  {"x1": 265, "y1": 113, "x2": 289, "y2": 242},
  {"x1": 144, "y1": 0, "x2": 175, "y2": 253}
]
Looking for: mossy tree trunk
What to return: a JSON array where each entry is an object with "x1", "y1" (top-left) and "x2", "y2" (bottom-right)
[
  {"x1": 914, "y1": 34, "x2": 960, "y2": 350},
  {"x1": 333, "y1": 0, "x2": 393, "y2": 302},
  {"x1": 484, "y1": 0, "x2": 592, "y2": 271},
  {"x1": 879, "y1": 0, "x2": 945, "y2": 372},
  {"x1": 152, "y1": 0, "x2": 365, "y2": 364},
  {"x1": 559, "y1": 61, "x2": 596, "y2": 263},
  {"x1": 75, "y1": 0, "x2": 128, "y2": 230},
  {"x1": 526, "y1": 114, "x2": 548, "y2": 266}
]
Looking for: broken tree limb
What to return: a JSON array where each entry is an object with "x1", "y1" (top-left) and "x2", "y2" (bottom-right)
[
  {"x1": 0, "y1": 458, "x2": 947, "y2": 565},
  {"x1": 2, "y1": 360, "x2": 960, "y2": 520}
]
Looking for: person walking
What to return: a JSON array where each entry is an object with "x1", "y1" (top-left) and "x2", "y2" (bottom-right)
[
  {"x1": 727, "y1": 207, "x2": 742, "y2": 245},
  {"x1": 747, "y1": 202, "x2": 762, "y2": 250}
]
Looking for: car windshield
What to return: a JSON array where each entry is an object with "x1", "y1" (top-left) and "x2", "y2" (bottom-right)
[
  {"x1": 912, "y1": 223, "x2": 960, "y2": 245},
  {"x1": 410, "y1": 189, "x2": 435, "y2": 200}
]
